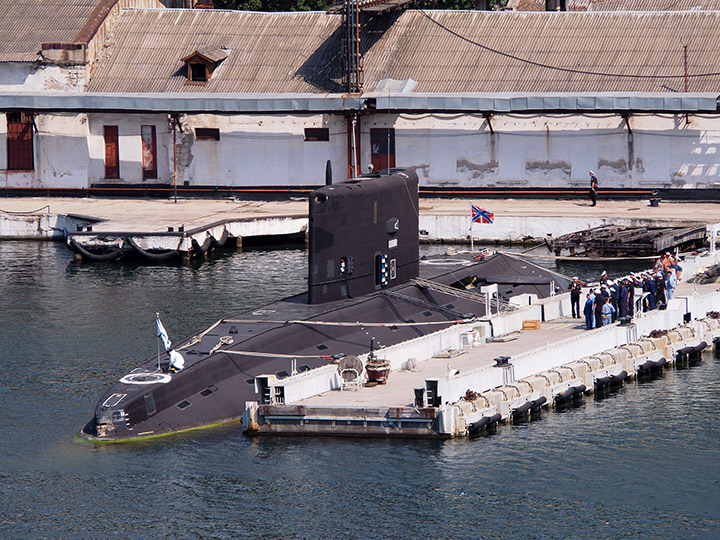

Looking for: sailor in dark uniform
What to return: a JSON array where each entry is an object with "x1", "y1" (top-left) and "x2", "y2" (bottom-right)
[
  {"x1": 569, "y1": 277, "x2": 583, "y2": 318},
  {"x1": 589, "y1": 171, "x2": 599, "y2": 206}
]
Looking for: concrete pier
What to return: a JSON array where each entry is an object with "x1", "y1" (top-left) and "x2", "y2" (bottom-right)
[
  {"x1": 3, "y1": 197, "x2": 720, "y2": 246},
  {"x1": 242, "y1": 249, "x2": 720, "y2": 438}
]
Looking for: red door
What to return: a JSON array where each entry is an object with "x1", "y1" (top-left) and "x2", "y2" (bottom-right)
[
  {"x1": 7, "y1": 112, "x2": 34, "y2": 170},
  {"x1": 141, "y1": 125, "x2": 157, "y2": 179},
  {"x1": 104, "y1": 126, "x2": 119, "y2": 178},
  {"x1": 371, "y1": 128, "x2": 395, "y2": 172}
]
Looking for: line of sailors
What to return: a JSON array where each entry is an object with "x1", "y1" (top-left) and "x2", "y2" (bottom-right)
[{"x1": 569, "y1": 256, "x2": 681, "y2": 331}]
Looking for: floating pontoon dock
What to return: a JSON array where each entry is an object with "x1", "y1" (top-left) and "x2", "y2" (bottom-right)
[{"x1": 242, "y1": 242, "x2": 720, "y2": 438}]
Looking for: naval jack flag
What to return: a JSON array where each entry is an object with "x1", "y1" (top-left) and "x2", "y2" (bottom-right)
[
  {"x1": 470, "y1": 203, "x2": 494, "y2": 251},
  {"x1": 156, "y1": 313, "x2": 172, "y2": 351}
]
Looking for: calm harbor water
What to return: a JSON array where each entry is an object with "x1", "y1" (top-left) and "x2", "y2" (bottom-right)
[{"x1": 1, "y1": 241, "x2": 719, "y2": 539}]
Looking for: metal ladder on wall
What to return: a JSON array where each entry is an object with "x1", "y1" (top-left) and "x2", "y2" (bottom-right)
[{"x1": 410, "y1": 277, "x2": 517, "y2": 313}]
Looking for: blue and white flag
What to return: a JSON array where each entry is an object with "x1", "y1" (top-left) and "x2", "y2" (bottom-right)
[{"x1": 156, "y1": 313, "x2": 172, "y2": 351}]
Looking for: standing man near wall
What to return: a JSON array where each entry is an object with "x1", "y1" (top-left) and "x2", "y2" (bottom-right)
[
  {"x1": 589, "y1": 171, "x2": 598, "y2": 206},
  {"x1": 569, "y1": 277, "x2": 583, "y2": 319}
]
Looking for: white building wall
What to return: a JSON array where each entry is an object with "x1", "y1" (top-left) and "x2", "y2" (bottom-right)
[
  {"x1": 0, "y1": 113, "x2": 6, "y2": 173},
  {"x1": 88, "y1": 113, "x2": 171, "y2": 185},
  {"x1": 35, "y1": 113, "x2": 90, "y2": 188},
  {"x1": 178, "y1": 113, "x2": 346, "y2": 187},
  {"x1": 0, "y1": 63, "x2": 88, "y2": 93},
  {"x1": 360, "y1": 112, "x2": 720, "y2": 190},
  {"x1": 4, "y1": 109, "x2": 720, "y2": 190},
  {"x1": 0, "y1": 112, "x2": 89, "y2": 188}
]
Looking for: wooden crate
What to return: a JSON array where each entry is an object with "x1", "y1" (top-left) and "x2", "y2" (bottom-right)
[{"x1": 522, "y1": 320, "x2": 541, "y2": 330}]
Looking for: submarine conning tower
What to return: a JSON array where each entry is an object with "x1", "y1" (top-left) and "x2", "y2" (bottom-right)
[{"x1": 308, "y1": 169, "x2": 420, "y2": 304}]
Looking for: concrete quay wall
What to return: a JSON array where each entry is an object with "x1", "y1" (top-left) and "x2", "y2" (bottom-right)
[
  {"x1": 0, "y1": 211, "x2": 94, "y2": 240},
  {"x1": 420, "y1": 213, "x2": 700, "y2": 243}
]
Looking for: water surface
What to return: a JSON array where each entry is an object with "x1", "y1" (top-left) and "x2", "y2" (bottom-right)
[{"x1": 1, "y1": 241, "x2": 718, "y2": 539}]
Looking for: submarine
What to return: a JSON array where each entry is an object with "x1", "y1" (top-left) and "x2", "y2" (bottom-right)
[{"x1": 80, "y1": 169, "x2": 568, "y2": 441}]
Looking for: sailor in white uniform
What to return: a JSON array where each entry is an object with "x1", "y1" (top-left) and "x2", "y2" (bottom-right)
[{"x1": 168, "y1": 349, "x2": 185, "y2": 372}]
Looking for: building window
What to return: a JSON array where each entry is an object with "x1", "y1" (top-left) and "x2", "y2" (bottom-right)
[
  {"x1": 304, "y1": 127, "x2": 330, "y2": 142},
  {"x1": 141, "y1": 125, "x2": 157, "y2": 180},
  {"x1": 7, "y1": 112, "x2": 34, "y2": 170},
  {"x1": 189, "y1": 63, "x2": 207, "y2": 83},
  {"x1": 104, "y1": 125, "x2": 119, "y2": 178},
  {"x1": 182, "y1": 47, "x2": 229, "y2": 85},
  {"x1": 195, "y1": 128, "x2": 220, "y2": 141}
]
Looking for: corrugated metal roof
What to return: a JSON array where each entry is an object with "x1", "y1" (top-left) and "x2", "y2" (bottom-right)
[
  {"x1": 0, "y1": 0, "x2": 119, "y2": 62},
  {"x1": 87, "y1": 9, "x2": 344, "y2": 93},
  {"x1": 86, "y1": 9, "x2": 720, "y2": 94},
  {"x1": 361, "y1": 10, "x2": 720, "y2": 93}
]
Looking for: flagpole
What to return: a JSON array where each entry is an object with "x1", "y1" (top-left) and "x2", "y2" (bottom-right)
[
  {"x1": 470, "y1": 203, "x2": 474, "y2": 252},
  {"x1": 156, "y1": 312, "x2": 161, "y2": 372}
]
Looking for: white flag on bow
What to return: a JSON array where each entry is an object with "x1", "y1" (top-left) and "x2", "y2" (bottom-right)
[{"x1": 156, "y1": 313, "x2": 172, "y2": 351}]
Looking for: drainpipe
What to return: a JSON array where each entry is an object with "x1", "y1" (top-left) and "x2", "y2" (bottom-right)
[
  {"x1": 171, "y1": 114, "x2": 178, "y2": 203},
  {"x1": 347, "y1": 115, "x2": 358, "y2": 179},
  {"x1": 623, "y1": 112, "x2": 634, "y2": 174},
  {"x1": 684, "y1": 44, "x2": 690, "y2": 124}
]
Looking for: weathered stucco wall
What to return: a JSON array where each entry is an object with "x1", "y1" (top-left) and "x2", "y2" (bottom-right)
[
  {"x1": 88, "y1": 113, "x2": 171, "y2": 185},
  {"x1": 362, "y1": 112, "x2": 720, "y2": 190},
  {"x1": 1, "y1": 112, "x2": 90, "y2": 188},
  {"x1": 35, "y1": 114, "x2": 90, "y2": 188},
  {"x1": 177, "y1": 113, "x2": 347, "y2": 187},
  {"x1": 3, "y1": 110, "x2": 720, "y2": 189},
  {"x1": 0, "y1": 63, "x2": 88, "y2": 92}
]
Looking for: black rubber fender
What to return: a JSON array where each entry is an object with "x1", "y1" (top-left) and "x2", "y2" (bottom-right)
[
  {"x1": 211, "y1": 228, "x2": 229, "y2": 248},
  {"x1": 638, "y1": 358, "x2": 665, "y2": 373},
  {"x1": 554, "y1": 387, "x2": 575, "y2": 403},
  {"x1": 511, "y1": 402, "x2": 532, "y2": 417},
  {"x1": 127, "y1": 237, "x2": 180, "y2": 261},
  {"x1": 192, "y1": 235, "x2": 213, "y2": 255},
  {"x1": 676, "y1": 346, "x2": 693, "y2": 359},
  {"x1": 692, "y1": 341, "x2": 707, "y2": 355},
  {"x1": 637, "y1": 360, "x2": 654, "y2": 373},
  {"x1": 531, "y1": 396, "x2": 547, "y2": 409},
  {"x1": 611, "y1": 370, "x2": 628, "y2": 383},
  {"x1": 68, "y1": 237, "x2": 123, "y2": 262},
  {"x1": 573, "y1": 384, "x2": 587, "y2": 394},
  {"x1": 468, "y1": 413, "x2": 501, "y2": 434},
  {"x1": 595, "y1": 375, "x2": 612, "y2": 388}
]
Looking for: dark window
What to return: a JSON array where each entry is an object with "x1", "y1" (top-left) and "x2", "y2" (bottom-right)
[
  {"x1": 304, "y1": 127, "x2": 329, "y2": 142},
  {"x1": 104, "y1": 125, "x2": 119, "y2": 178},
  {"x1": 200, "y1": 388, "x2": 214, "y2": 397},
  {"x1": 7, "y1": 112, "x2": 34, "y2": 170},
  {"x1": 275, "y1": 370, "x2": 289, "y2": 378},
  {"x1": 177, "y1": 400, "x2": 192, "y2": 410},
  {"x1": 316, "y1": 344, "x2": 328, "y2": 351},
  {"x1": 189, "y1": 63, "x2": 207, "y2": 83},
  {"x1": 196, "y1": 128, "x2": 220, "y2": 141}
]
